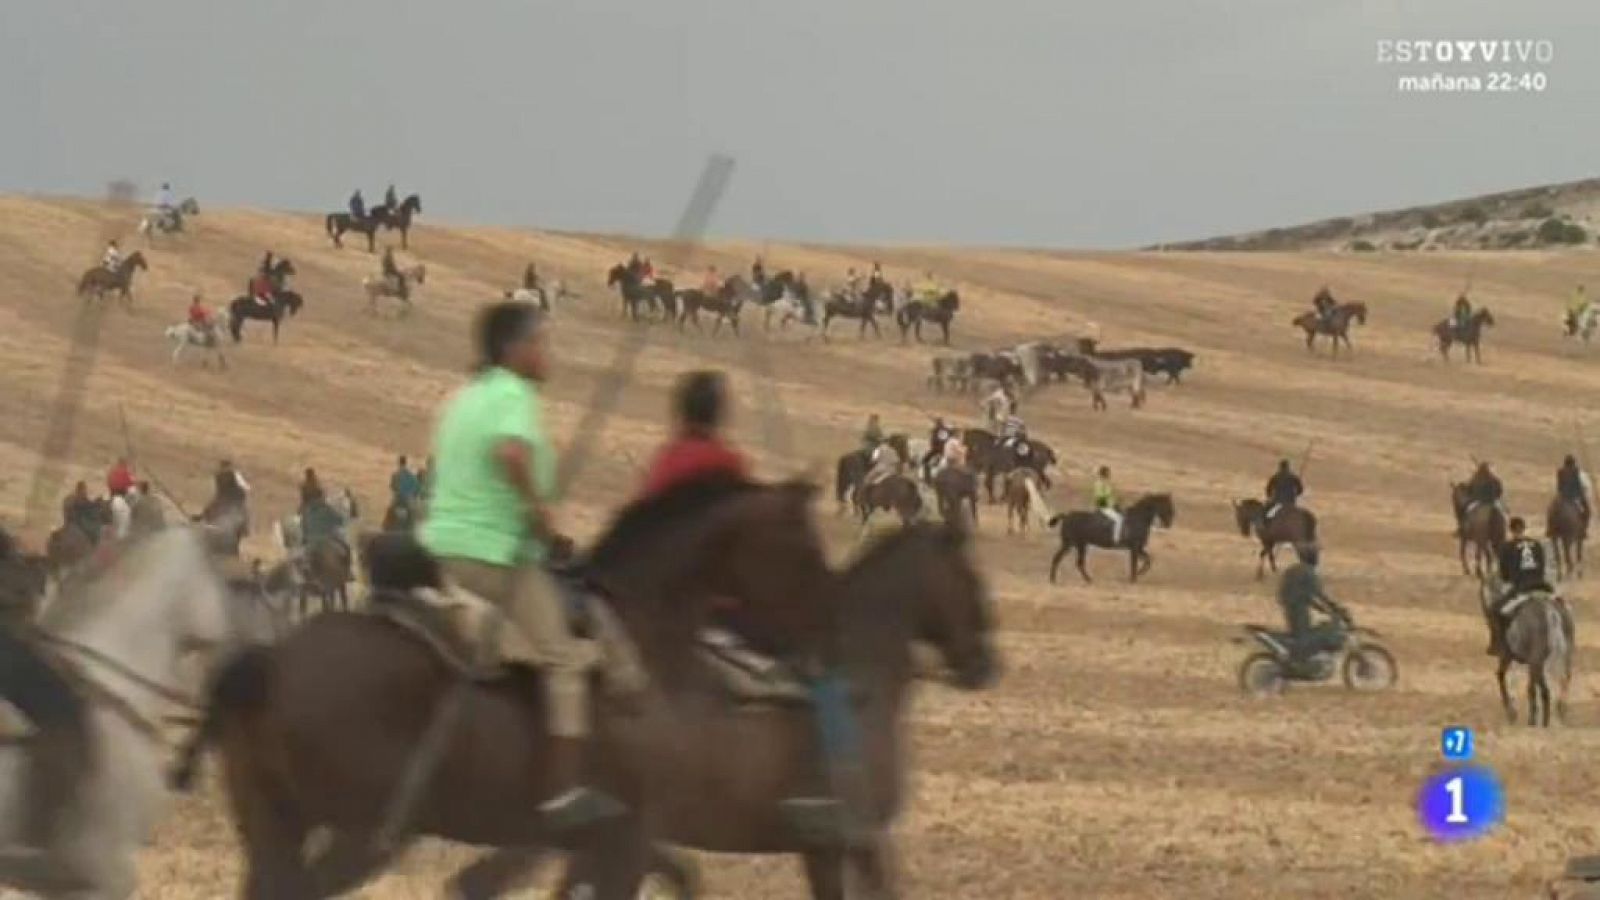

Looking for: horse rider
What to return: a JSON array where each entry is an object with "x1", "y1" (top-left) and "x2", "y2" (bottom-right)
[
  {"x1": 941, "y1": 432, "x2": 968, "y2": 472},
  {"x1": 522, "y1": 262, "x2": 542, "y2": 293},
  {"x1": 843, "y1": 267, "x2": 862, "y2": 300},
  {"x1": 156, "y1": 181, "x2": 177, "y2": 227},
  {"x1": 384, "y1": 183, "x2": 398, "y2": 213},
  {"x1": 382, "y1": 246, "x2": 405, "y2": 295},
  {"x1": 1569, "y1": 283, "x2": 1590, "y2": 335},
  {"x1": 1264, "y1": 459, "x2": 1304, "y2": 521},
  {"x1": 108, "y1": 486, "x2": 135, "y2": 541},
  {"x1": 102, "y1": 239, "x2": 122, "y2": 272},
  {"x1": 129, "y1": 480, "x2": 166, "y2": 536},
  {"x1": 420, "y1": 299, "x2": 639, "y2": 832},
  {"x1": 1092, "y1": 466, "x2": 1124, "y2": 544},
  {"x1": 62, "y1": 481, "x2": 98, "y2": 537},
  {"x1": 0, "y1": 594, "x2": 90, "y2": 855},
  {"x1": 349, "y1": 189, "x2": 366, "y2": 221},
  {"x1": 869, "y1": 261, "x2": 885, "y2": 289},
  {"x1": 701, "y1": 265, "x2": 722, "y2": 297},
  {"x1": 860, "y1": 414, "x2": 884, "y2": 454},
  {"x1": 212, "y1": 459, "x2": 252, "y2": 532},
  {"x1": 863, "y1": 436, "x2": 902, "y2": 488},
  {"x1": 1312, "y1": 286, "x2": 1336, "y2": 326},
  {"x1": 640, "y1": 257, "x2": 656, "y2": 284},
  {"x1": 1486, "y1": 517, "x2": 1554, "y2": 655},
  {"x1": 1464, "y1": 461, "x2": 1506, "y2": 522},
  {"x1": 300, "y1": 487, "x2": 349, "y2": 557},
  {"x1": 999, "y1": 410, "x2": 1028, "y2": 456},
  {"x1": 751, "y1": 256, "x2": 767, "y2": 289},
  {"x1": 1451, "y1": 292, "x2": 1473, "y2": 337},
  {"x1": 981, "y1": 383, "x2": 1014, "y2": 434},
  {"x1": 260, "y1": 250, "x2": 276, "y2": 277},
  {"x1": 916, "y1": 270, "x2": 940, "y2": 303},
  {"x1": 924, "y1": 417, "x2": 955, "y2": 478},
  {"x1": 1277, "y1": 542, "x2": 1350, "y2": 674},
  {"x1": 250, "y1": 267, "x2": 275, "y2": 309},
  {"x1": 106, "y1": 456, "x2": 135, "y2": 498},
  {"x1": 299, "y1": 467, "x2": 325, "y2": 512},
  {"x1": 1557, "y1": 454, "x2": 1591, "y2": 522},
  {"x1": 188, "y1": 294, "x2": 215, "y2": 336},
  {"x1": 390, "y1": 454, "x2": 423, "y2": 514}
]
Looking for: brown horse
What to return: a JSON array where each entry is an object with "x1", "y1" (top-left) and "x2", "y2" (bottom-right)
[
  {"x1": 1232, "y1": 499, "x2": 1319, "y2": 580},
  {"x1": 1292, "y1": 301, "x2": 1367, "y2": 358},
  {"x1": 1451, "y1": 484, "x2": 1506, "y2": 576},
  {"x1": 1434, "y1": 308, "x2": 1495, "y2": 364},
  {"x1": 855, "y1": 474, "x2": 923, "y2": 526},
  {"x1": 1048, "y1": 494, "x2": 1176, "y2": 584},
  {"x1": 450, "y1": 521, "x2": 999, "y2": 900},
  {"x1": 1546, "y1": 496, "x2": 1588, "y2": 579},
  {"x1": 932, "y1": 465, "x2": 979, "y2": 528},
  {"x1": 834, "y1": 436, "x2": 910, "y2": 513},
  {"x1": 76, "y1": 252, "x2": 148, "y2": 306},
  {"x1": 605, "y1": 264, "x2": 677, "y2": 322},
  {"x1": 1003, "y1": 468, "x2": 1043, "y2": 535},
  {"x1": 676, "y1": 280, "x2": 745, "y2": 336},
  {"x1": 299, "y1": 538, "x2": 354, "y2": 616},
  {"x1": 177, "y1": 478, "x2": 839, "y2": 899}
]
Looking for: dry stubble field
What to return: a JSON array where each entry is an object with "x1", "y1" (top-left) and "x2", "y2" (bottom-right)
[{"x1": 3, "y1": 197, "x2": 1600, "y2": 898}]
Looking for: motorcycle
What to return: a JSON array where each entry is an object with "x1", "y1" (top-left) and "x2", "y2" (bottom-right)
[{"x1": 1235, "y1": 617, "x2": 1397, "y2": 697}]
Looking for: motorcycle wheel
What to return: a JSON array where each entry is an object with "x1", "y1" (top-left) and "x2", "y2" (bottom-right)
[
  {"x1": 1342, "y1": 644, "x2": 1398, "y2": 691},
  {"x1": 1238, "y1": 652, "x2": 1287, "y2": 697}
]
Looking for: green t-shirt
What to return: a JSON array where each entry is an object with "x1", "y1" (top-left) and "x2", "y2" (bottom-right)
[{"x1": 420, "y1": 367, "x2": 556, "y2": 566}]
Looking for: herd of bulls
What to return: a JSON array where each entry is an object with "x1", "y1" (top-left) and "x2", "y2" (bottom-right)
[{"x1": 929, "y1": 337, "x2": 1196, "y2": 409}]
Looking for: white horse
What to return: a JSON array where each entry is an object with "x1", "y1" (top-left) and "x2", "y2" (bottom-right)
[
  {"x1": 136, "y1": 199, "x2": 199, "y2": 241},
  {"x1": 362, "y1": 264, "x2": 427, "y2": 317},
  {"x1": 507, "y1": 280, "x2": 578, "y2": 313},
  {"x1": 163, "y1": 321, "x2": 227, "y2": 368},
  {"x1": 763, "y1": 290, "x2": 816, "y2": 334},
  {"x1": 0, "y1": 527, "x2": 278, "y2": 898}
]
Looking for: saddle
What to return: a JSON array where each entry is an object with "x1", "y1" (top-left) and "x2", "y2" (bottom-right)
[{"x1": 364, "y1": 533, "x2": 809, "y2": 705}]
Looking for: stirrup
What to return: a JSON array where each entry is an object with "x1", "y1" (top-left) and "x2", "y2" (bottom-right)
[
  {"x1": 540, "y1": 786, "x2": 626, "y2": 832},
  {"x1": 779, "y1": 796, "x2": 874, "y2": 848}
]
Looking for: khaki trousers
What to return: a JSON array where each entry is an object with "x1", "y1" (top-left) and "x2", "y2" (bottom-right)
[{"x1": 439, "y1": 558, "x2": 595, "y2": 738}]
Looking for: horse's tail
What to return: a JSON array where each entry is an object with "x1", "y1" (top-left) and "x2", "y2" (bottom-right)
[
  {"x1": 168, "y1": 645, "x2": 275, "y2": 792},
  {"x1": 1047, "y1": 513, "x2": 1066, "y2": 530},
  {"x1": 325, "y1": 213, "x2": 339, "y2": 237}
]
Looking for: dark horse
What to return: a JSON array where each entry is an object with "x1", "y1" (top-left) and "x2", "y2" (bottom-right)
[
  {"x1": 821, "y1": 280, "x2": 893, "y2": 340},
  {"x1": 1232, "y1": 499, "x2": 1319, "y2": 580},
  {"x1": 606, "y1": 263, "x2": 676, "y2": 322},
  {"x1": 1292, "y1": 299, "x2": 1368, "y2": 358},
  {"x1": 229, "y1": 258, "x2": 304, "y2": 343},
  {"x1": 1546, "y1": 496, "x2": 1588, "y2": 580},
  {"x1": 932, "y1": 465, "x2": 979, "y2": 528},
  {"x1": 677, "y1": 277, "x2": 746, "y2": 336},
  {"x1": 1434, "y1": 308, "x2": 1495, "y2": 364},
  {"x1": 176, "y1": 479, "x2": 866, "y2": 898},
  {"x1": 77, "y1": 252, "x2": 148, "y2": 306},
  {"x1": 894, "y1": 291, "x2": 960, "y2": 345},
  {"x1": 371, "y1": 194, "x2": 424, "y2": 250},
  {"x1": 854, "y1": 474, "x2": 923, "y2": 526},
  {"x1": 1451, "y1": 484, "x2": 1506, "y2": 576},
  {"x1": 1048, "y1": 494, "x2": 1176, "y2": 584},
  {"x1": 962, "y1": 430, "x2": 1058, "y2": 504},
  {"x1": 451, "y1": 521, "x2": 998, "y2": 900},
  {"x1": 834, "y1": 435, "x2": 911, "y2": 512}
]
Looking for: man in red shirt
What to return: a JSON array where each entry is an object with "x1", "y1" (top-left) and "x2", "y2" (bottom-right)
[
  {"x1": 639, "y1": 370, "x2": 747, "y2": 498},
  {"x1": 106, "y1": 458, "x2": 135, "y2": 498}
]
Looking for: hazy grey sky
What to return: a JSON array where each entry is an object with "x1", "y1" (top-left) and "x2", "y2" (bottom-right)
[{"x1": 4, "y1": 1, "x2": 1596, "y2": 247}]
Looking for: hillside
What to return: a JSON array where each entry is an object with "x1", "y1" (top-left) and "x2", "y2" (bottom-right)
[
  {"x1": 6, "y1": 196, "x2": 1600, "y2": 898},
  {"x1": 1153, "y1": 177, "x2": 1600, "y2": 253}
]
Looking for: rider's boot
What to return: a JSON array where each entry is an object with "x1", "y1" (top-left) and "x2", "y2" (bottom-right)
[
  {"x1": 780, "y1": 671, "x2": 873, "y2": 848},
  {"x1": 539, "y1": 735, "x2": 625, "y2": 833}
]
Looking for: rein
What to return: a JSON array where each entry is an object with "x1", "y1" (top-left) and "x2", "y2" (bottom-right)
[{"x1": 33, "y1": 630, "x2": 198, "y2": 744}]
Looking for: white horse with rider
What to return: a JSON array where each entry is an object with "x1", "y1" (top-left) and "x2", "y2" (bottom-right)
[
  {"x1": 164, "y1": 320, "x2": 228, "y2": 368},
  {"x1": 0, "y1": 526, "x2": 279, "y2": 898}
]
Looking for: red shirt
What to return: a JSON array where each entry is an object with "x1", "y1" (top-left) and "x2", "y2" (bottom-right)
[
  {"x1": 640, "y1": 435, "x2": 748, "y2": 498},
  {"x1": 188, "y1": 303, "x2": 209, "y2": 325},
  {"x1": 251, "y1": 274, "x2": 273, "y2": 297},
  {"x1": 107, "y1": 462, "x2": 134, "y2": 496}
]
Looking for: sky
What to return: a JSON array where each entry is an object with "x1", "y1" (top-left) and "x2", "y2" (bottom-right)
[{"x1": 4, "y1": 0, "x2": 1597, "y2": 248}]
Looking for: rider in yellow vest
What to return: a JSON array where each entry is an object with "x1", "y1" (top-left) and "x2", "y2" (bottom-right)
[{"x1": 1093, "y1": 466, "x2": 1123, "y2": 545}]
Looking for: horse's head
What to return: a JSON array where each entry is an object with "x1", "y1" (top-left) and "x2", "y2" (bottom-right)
[
  {"x1": 845, "y1": 522, "x2": 998, "y2": 690},
  {"x1": 1232, "y1": 498, "x2": 1264, "y2": 535},
  {"x1": 127, "y1": 251, "x2": 149, "y2": 271},
  {"x1": 403, "y1": 194, "x2": 422, "y2": 214},
  {"x1": 607, "y1": 264, "x2": 627, "y2": 287},
  {"x1": 1136, "y1": 493, "x2": 1176, "y2": 528},
  {"x1": 180, "y1": 197, "x2": 200, "y2": 214},
  {"x1": 1478, "y1": 308, "x2": 1495, "y2": 327},
  {"x1": 940, "y1": 290, "x2": 960, "y2": 311},
  {"x1": 1347, "y1": 302, "x2": 1368, "y2": 324},
  {"x1": 275, "y1": 258, "x2": 296, "y2": 278}
]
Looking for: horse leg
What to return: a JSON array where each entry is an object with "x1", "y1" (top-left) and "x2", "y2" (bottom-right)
[
  {"x1": 847, "y1": 836, "x2": 900, "y2": 900},
  {"x1": 1255, "y1": 544, "x2": 1268, "y2": 581},
  {"x1": 1076, "y1": 545, "x2": 1092, "y2": 583},
  {"x1": 450, "y1": 849, "x2": 548, "y2": 900},
  {"x1": 1458, "y1": 536, "x2": 1471, "y2": 576},
  {"x1": 228, "y1": 761, "x2": 315, "y2": 899},
  {"x1": 1495, "y1": 656, "x2": 1515, "y2": 723},
  {"x1": 1050, "y1": 543, "x2": 1069, "y2": 584},
  {"x1": 271, "y1": 316, "x2": 280, "y2": 344},
  {"x1": 365, "y1": 230, "x2": 375, "y2": 253},
  {"x1": 1528, "y1": 662, "x2": 1544, "y2": 727},
  {"x1": 802, "y1": 849, "x2": 847, "y2": 900}
]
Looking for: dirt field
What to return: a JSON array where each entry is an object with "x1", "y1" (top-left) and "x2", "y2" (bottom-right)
[{"x1": 4, "y1": 196, "x2": 1600, "y2": 898}]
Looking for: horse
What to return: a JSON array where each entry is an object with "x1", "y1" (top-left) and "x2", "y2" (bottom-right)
[
  {"x1": 1480, "y1": 576, "x2": 1574, "y2": 727},
  {"x1": 821, "y1": 293, "x2": 882, "y2": 340},
  {"x1": 382, "y1": 498, "x2": 420, "y2": 533},
  {"x1": 1003, "y1": 468, "x2": 1049, "y2": 535},
  {"x1": 1451, "y1": 484, "x2": 1507, "y2": 576},
  {"x1": 833, "y1": 436, "x2": 911, "y2": 513},
  {"x1": 1292, "y1": 301, "x2": 1368, "y2": 358},
  {"x1": 1048, "y1": 494, "x2": 1176, "y2": 584},
  {"x1": 173, "y1": 478, "x2": 874, "y2": 900},
  {"x1": 137, "y1": 197, "x2": 200, "y2": 240},
  {"x1": 0, "y1": 527, "x2": 277, "y2": 899},
  {"x1": 927, "y1": 355, "x2": 972, "y2": 392},
  {"x1": 227, "y1": 294, "x2": 298, "y2": 344},
  {"x1": 249, "y1": 258, "x2": 305, "y2": 314},
  {"x1": 327, "y1": 211, "x2": 379, "y2": 252},
  {"x1": 1546, "y1": 496, "x2": 1588, "y2": 580},
  {"x1": 1232, "y1": 499, "x2": 1319, "y2": 580},
  {"x1": 76, "y1": 253, "x2": 147, "y2": 306},
  {"x1": 1566, "y1": 305, "x2": 1599, "y2": 343},
  {"x1": 676, "y1": 280, "x2": 745, "y2": 336},
  {"x1": 854, "y1": 474, "x2": 924, "y2": 526},
  {"x1": 971, "y1": 435, "x2": 1058, "y2": 504},
  {"x1": 932, "y1": 465, "x2": 979, "y2": 528},
  {"x1": 363, "y1": 264, "x2": 427, "y2": 316},
  {"x1": 165, "y1": 321, "x2": 229, "y2": 368},
  {"x1": 894, "y1": 291, "x2": 960, "y2": 345},
  {"x1": 506, "y1": 282, "x2": 576, "y2": 314},
  {"x1": 1435, "y1": 308, "x2": 1495, "y2": 364},
  {"x1": 449, "y1": 521, "x2": 999, "y2": 900},
  {"x1": 370, "y1": 194, "x2": 423, "y2": 250},
  {"x1": 605, "y1": 264, "x2": 676, "y2": 322},
  {"x1": 46, "y1": 511, "x2": 107, "y2": 584}
]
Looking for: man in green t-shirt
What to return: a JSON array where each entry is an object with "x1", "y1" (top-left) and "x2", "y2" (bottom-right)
[{"x1": 420, "y1": 300, "x2": 618, "y2": 831}]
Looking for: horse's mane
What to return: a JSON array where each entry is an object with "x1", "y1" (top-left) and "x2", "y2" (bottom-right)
[{"x1": 585, "y1": 472, "x2": 758, "y2": 572}]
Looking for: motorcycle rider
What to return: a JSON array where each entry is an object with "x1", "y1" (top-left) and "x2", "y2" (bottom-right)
[{"x1": 1277, "y1": 542, "x2": 1350, "y2": 676}]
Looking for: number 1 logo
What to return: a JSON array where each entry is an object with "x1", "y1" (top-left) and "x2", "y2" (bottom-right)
[{"x1": 1419, "y1": 767, "x2": 1503, "y2": 842}]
